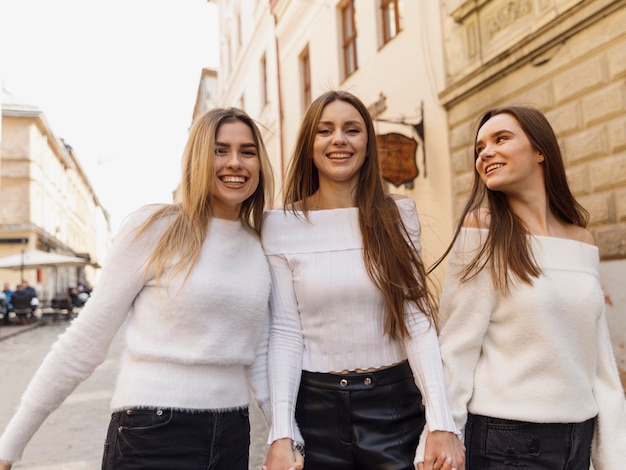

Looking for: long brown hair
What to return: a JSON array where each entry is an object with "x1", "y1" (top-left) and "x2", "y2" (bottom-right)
[
  {"x1": 432, "y1": 105, "x2": 588, "y2": 293},
  {"x1": 284, "y1": 90, "x2": 435, "y2": 338},
  {"x1": 135, "y1": 107, "x2": 274, "y2": 283}
]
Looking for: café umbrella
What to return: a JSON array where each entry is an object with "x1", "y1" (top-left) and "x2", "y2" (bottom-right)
[{"x1": 0, "y1": 249, "x2": 90, "y2": 281}]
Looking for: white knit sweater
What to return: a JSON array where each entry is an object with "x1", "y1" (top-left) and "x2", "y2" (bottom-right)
[
  {"x1": 262, "y1": 198, "x2": 458, "y2": 447},
  {"x1": 439, "y1": 228, "x2": 626, "y2": 469},
  {"x1": 0, "y1": 206, "x2": 272, "y2": 464}
]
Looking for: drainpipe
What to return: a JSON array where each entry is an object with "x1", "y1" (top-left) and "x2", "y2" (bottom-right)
[{"x1": 270, "y1": 1, "x2": 285, "y2": 183}]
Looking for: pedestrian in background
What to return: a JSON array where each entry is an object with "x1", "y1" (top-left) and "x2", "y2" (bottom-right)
[
  {"x1": 7, "y1": 282, "x2": 38, "y2": 325},
  {"x1": 432, "y1": 105, "x2": 626, "y2": 468},
  {"x1": 262, "y1": 90, "x2": 464, "y2": 470},
  {"x1": 1, "y1": 283, "x2": 13, "y2": 323},
  {"x1": 19, "y1": 280, "x2": 36, "y2": 298},
  {"x1": 0, "y1": 107, "x2": 274, "y2": 470}
]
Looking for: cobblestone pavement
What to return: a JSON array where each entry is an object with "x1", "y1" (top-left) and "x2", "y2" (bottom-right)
[{"x1": 0, "y1": 320, "x2": 269, "y2": 469}]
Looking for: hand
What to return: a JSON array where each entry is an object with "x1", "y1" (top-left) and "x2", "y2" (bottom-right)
[
  {"x1": 263, "y1": 438, "x2": 304, "y2": 470},
  {"x1": 0, "y1": 461, "x2": 12, "y2": 470},
  {"x1": 421, "y1": 430, "x2": 465, "y2": 470},
  {"x1": 292, "y1": 451, "x2": 304, "y2": 470},
  {"x1": 417, "y1": 453, "x2": 456, "y2": 470}
]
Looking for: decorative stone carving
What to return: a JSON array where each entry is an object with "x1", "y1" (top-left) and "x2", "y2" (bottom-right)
[{"x1": 485, "y1": 0, "x2": 532, "y2": 40}]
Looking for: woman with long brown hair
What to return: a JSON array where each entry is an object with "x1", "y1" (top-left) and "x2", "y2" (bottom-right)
[
  {"x1": 0, "y1": 107, "x2": 274, "y2": 470},
  {"x1": 262, "y1": 90, "x2": 464, "y2": 470},
  {"x1": 434, "y1": 105, "x2": 626, "y2": 468}
]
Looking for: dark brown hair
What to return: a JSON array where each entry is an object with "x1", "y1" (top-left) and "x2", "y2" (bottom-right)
[
  {"x1": 432, "y1": 105, "x2": 588, "y2": 293},
  {"x1": 284, "y1": 90, "x2": 436, "y2": 338}
]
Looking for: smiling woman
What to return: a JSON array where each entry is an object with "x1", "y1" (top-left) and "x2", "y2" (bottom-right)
[
  {"x1": 430, "y1": 105, "x2": 626, "y2": 469},
  {"x1": 309, "y1": 99, "x2": 368, "y2": 194},
  {"x1": 212, "y1": 121, "x2": 262, "y2": 220},
  {"x1": 474, "y1": 113, "x2": 545, "y2": 197},
  {"x1": 0, "y1": 107, "x2": 276, "y2": 470},
  {"x1": 261, "y1": 90, "x2": 464, "y2": 470}
]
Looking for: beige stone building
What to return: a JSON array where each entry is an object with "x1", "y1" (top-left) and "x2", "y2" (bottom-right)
[
  {"x1": 207, "y1": 0, "x2": 625, "y2": 382},
  {"x1": 193, "y1": 68, "x2": 220, "y2": 118},
  {"x1": 0, "y1": 89, "x2": 110, "y2": 301}
]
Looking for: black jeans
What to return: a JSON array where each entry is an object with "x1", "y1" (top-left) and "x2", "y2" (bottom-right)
[
  {"x1": 466, "y1": 413, "x2": 595, "y2": 469},
  {"x1": 296, "y1": 361, "x2": 425, "y2": 470},
  {"x1": 101, "y1": 407, "x2": 250, "y2": 470}
]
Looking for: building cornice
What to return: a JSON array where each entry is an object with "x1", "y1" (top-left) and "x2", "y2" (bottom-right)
[
  {"x1": 2, "y1": 96, "x2": 102, "y2": 210},
  {"x1": 439, "y1": 0, "x2": 625, "y2": 108}
]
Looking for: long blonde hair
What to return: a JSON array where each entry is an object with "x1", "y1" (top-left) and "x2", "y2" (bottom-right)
[
  {"x1": 284, "y1": 90, "x2": 436, "y2": 338},
  {"x1": 135, "y1": 107, "x2": 274, "y2": 282}
]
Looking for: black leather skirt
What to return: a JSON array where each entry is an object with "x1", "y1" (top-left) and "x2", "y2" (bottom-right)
[{"x1": 296, "y1": 361, "x2": 425, "y2": 470}]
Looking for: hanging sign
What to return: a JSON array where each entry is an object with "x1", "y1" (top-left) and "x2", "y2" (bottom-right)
[{"x1": 377, "y1": 132, "x2": 419, "y2": 187}]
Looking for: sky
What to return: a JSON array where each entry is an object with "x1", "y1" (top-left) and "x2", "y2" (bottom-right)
[{"x1": 0, "y1": 0, "x2": 219, "y2": 233}]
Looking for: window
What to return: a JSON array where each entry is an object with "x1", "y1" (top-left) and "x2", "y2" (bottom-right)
[
  {"x1": 300, "y1": 46, "x2": 311, "y2": 112},
  {"x1": 340, "y1": 0, "x2": 358, "y2": 78},
  {"x1": 260, "y1": 54, "x2": 268, "y2": 108},
  {"x1": 380, "y1": 0, "x2": 402, "y2": 45},
  {"x1": 226, "y1": 30, "x2": 233, "y2": 75}
]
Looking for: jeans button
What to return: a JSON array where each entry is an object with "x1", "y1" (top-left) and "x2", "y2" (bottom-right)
[
  {"x1": 340, "y1": 378, "x2": 348, "y2": 387},
  {"x1": 156, "y1": 409, "x2": 163, "y2": 416},
  {"x1": 364, "y1": 377, "x2": 372, "y2": 385}
]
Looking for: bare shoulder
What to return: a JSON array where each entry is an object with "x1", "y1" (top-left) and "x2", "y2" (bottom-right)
[
  {"x1": 565, "y1": 225, "x2": 596, "y2": 246},
  {"x1": 462, "y1": 208, "x2": 490, "y2": 229}
]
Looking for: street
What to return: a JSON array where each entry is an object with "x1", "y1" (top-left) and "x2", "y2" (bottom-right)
[{"x1": 0, "y1": 321, "x2": 269, "y2": 469}]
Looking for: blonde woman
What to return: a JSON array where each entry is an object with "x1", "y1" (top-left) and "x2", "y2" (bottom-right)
[{"x1": 0, "y1": 107, "x2": 274, "y2": 470}]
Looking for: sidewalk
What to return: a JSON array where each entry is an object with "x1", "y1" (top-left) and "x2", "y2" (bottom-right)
[
  {"x1": 0, "y1": 320, "x2": 43, "y2": 341},
  {"x1": 0, "y1": 319, "x2": 269, "y2": 469}
]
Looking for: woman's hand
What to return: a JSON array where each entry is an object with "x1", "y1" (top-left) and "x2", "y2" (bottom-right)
[
  {"x1": 417, "y1": 453, "x2": 456, "y2": 470},
  {"x1": 0, "y1": 461, "x2": 12, "y2": 470},
  {"x1": 263, "y1": 438, "x2": 304, "y2": 470},
  {"x1": 419, "y1": 430, "x2": 465, "y2": 470}
]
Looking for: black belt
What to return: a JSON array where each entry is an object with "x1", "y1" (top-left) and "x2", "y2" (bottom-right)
[{"x1": 300, "y1": 361, "x2": 413, "y2": 391}]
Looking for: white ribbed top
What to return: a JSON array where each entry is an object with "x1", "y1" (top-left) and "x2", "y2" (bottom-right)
[{"x1": 262, "y1": 198, "x2": 458, "y2": 445}]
